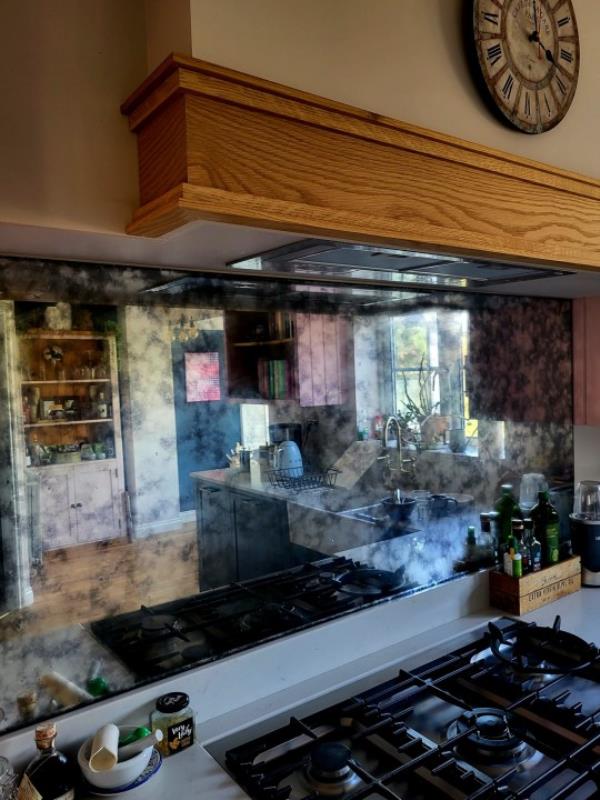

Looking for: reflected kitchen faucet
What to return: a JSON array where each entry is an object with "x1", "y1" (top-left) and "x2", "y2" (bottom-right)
[{"x1": 379, "y1": 415, "x2": 416, "y2": 483}]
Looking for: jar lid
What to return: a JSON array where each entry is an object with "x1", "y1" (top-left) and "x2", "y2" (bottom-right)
[{"x1": 156, "y1": 692, "x2": 190, "y2": 713}]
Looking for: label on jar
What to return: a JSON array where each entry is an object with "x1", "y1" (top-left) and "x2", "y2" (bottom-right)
[{"x1": 166, "y1": 716, "x2": 194, "y2": 754}]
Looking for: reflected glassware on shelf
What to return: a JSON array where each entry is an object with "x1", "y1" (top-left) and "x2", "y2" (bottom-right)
[
  {"x1": 574, "y1": 481, "x2": 600, "y2": 520},
  {"x1": 519, "y1": 472, "x2": 548, "y2": 514},
  {"x1": 411, "y1": 490, "x2": 432, "y2": 523},
  {"x1": 80, "y1": 444, "x2": 96, "y2": 461}
]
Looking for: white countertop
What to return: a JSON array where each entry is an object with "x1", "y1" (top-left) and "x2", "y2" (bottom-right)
[
  {"x1": 77, "y1": 586, "x2": 600, "y2": 800},
  {"x1": 2, "y1": 567, "x2": 597, "y2": 800}
]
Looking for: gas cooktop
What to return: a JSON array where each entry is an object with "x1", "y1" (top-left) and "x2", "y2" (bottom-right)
[
  {"x1": 91, "y1": 558, "x2": 414, "y2": 679},
  {"x1": 221, "y1": 616, "x2": 600, "y2": 799}
]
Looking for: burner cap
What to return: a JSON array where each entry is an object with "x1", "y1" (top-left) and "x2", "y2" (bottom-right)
[
  {"x1": 140, "y1": 614, "x2": 177, "y2": 637},
  {"x1": 181, "y1": 645, "x2": 207, "y2": 663},
  {"x1": 338, "y1": 568, "x2": 402, "y2": 597},
  {"x1": 475, "y1": 711, "x2": 511, "y2": 741},
  {"x1": 305, "y1": 742, "x2": 361, "y2": 797},
  {"x1": 311, "y1": 742, "x2": 351, "y2": 774},
  {"x1": 448, "y1": 708, "x2": 529, "y2": 763}
]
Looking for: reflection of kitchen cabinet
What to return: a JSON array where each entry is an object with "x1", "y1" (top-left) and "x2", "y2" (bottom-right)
[
  {"x1": 36, "y1": 468, "x2": 75, "y2": 550},
  {"x1": 573, "y1": 298, "x2": 600, "y2": 425},
  {"x1": 296, "y1": 313, "x2": 349, "y2": 407},
  {"x1": 196, "y1": 484, "x2": 235, "y2": 589},
  {"x1": 33, "y1": 463, "x2": 124, "y2": 550},
  {"x1": 18, "y1": 329, "x2": 126, "y2": 549},
  {"x1": 72, "y1": 465, "x2": 123, "y2": 544},
  {"x1": 196, "y1": 480, "x2": 291, "y2": 589},
  {"x1": 225, "y1": 311, "x2": 295, "y2": 400},
  {"x1": 232, "y1": 492, "x2": 291, "y2": 581},
  {"x1": 224, "y1": 310, "x2": 349, "y2": 406}
]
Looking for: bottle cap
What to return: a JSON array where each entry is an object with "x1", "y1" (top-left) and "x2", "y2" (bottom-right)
[
  {"x1": 501, "y1": 484, "x2": 513, "y2": 493},
  {"x1": 35, "y1": 723, "x2": 57, "y2": 749},
  {"x1": 156, "y1": 692, "x2": 190, "y2": 714},
  {"x1": 87, "y1": 676, "x2": 110, "y2": 697}
]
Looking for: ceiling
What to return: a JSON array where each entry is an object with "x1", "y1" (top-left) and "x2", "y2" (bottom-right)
[{"x1": 1, "y1": 219, "x2": 600, "y2": 299}]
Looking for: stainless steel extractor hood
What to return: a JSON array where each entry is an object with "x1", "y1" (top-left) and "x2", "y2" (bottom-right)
[{"x1": 228, "y1": 239, "x2": 573, "y2": 291}]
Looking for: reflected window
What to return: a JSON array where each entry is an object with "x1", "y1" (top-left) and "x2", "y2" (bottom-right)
[{"x1": 391, "y1": 310, "x2": 478, "y2": 455}]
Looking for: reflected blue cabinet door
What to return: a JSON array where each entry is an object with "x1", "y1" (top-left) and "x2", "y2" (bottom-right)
[{"x1": 197, "y1": 483, "x2": 236, "y2": 590}]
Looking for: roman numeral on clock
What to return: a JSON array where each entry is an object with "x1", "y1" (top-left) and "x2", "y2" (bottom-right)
[
  {"x1": 501, "y1": 73, "x2": 514, "y2": 100},
  {"x1": 560, "y1": 48, "x2": 573, "y2": 63},
  {"x1": 557, "y1": 16, "x2": 570, "y2": 27},
  {"x1": 487, "y1": 43, "x2": 503, "y2": 66},
  {"x1": 555, "y1": 75, "x2": 567, "y2": 96},
  {"x1": 483, "y1": 11, "x2": 499, "y2": 25},
  {"x1": 524, "y1": 92, "x2": 531, "y2": 116}
]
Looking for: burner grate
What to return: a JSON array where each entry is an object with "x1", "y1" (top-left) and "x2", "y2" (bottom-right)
[{"x1": 224, "y1": 617, "x2": 600, "y2": 800}]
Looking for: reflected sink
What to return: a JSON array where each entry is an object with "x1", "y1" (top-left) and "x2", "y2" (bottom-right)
[{"x1": 339, "y1": 501, "x2": 421, "y2": 534}]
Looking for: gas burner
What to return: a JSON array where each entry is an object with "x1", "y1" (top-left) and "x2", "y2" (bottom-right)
[
  {"x1": 181, "y1": 644, "x2": 210, "y2": 663},
  {"x1": 235, "y1": 604, "x2": 305, "y2": 636},
  {"x1": 488, "y1": 616, "x2": 599, "y2": 676},
  {"x1": 140, "y1": 613, "x2": 181, "y2": 638},
  {"x1": 336, "y1": 568, "x2": 404, "y2": 597},
  {"x1": 448, "y1": 708, "x2": 541, "y2": 773},
  {"x1": 304, "y1": 742, "x2": 362, "y2": 797}
]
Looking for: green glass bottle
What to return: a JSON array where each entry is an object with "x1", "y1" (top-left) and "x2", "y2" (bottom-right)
[
  {"x1": 495, "y1": 484, "x2": 521, "y2": 544},
  {"x1": 521, "y1": 518, "x2": 533, "y2": 573},
  {"x1": 530, "y1": 490, "x2": 560, "y2": 567}
]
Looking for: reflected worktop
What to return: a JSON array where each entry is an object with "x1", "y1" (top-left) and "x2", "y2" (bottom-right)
[{"x1": 191, "y1": 468, "x2": 491, "y2": 579}]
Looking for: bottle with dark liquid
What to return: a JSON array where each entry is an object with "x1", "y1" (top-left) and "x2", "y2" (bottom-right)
[
  {"x1": 521, "y1": 518, "x2": 534, "y2": 573},
  {"x1": 17, "y1": 724, "x2": 75, "y2": 800},
  {"x1": 495, "y1": 484, "x2": 522, "y2": 546},
  {"x1": 530, "y1": 490, "x2": 560, "y2": 567}
]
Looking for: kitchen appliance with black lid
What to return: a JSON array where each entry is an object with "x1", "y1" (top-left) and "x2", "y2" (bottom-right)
[{"x1": 570, "y1": 481, "x2": 600, "y2": 587}]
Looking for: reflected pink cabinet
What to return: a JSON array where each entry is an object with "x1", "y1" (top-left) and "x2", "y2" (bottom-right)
[
  {"x1": 295, "y1": 314, "x2": 350, "y2": 407},
  {"x1": 573, "y1": 298, "x2": 600, "y2": 425}
]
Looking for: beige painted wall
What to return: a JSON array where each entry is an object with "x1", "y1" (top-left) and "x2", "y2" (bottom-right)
[
  {"x1": 0, "y1": 0, "x2": 147, "y2": 233},
  {"x1": 145, "y1": 0, "x2": 192, "y2": 72},
  {"x1": 1, "y1": 1, "x2": 599, "y2": 236},
  {"x1": 189, "y1": 0, "x2": 600, "y2": 179}
]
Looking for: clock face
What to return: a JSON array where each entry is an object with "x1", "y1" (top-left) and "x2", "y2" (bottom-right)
[{"x1": 472, "y1": 0, "x2": 580, "y2": 133}]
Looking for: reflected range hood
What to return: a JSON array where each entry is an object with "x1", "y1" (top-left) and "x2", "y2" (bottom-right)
[{"x1": 228, "y1": 239, "x2": 573, "y2": 291}]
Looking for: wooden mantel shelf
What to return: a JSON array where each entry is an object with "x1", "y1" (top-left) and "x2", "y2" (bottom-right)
[{"x1": 121, "y1": 53, "x2": 600, "y2": 270}]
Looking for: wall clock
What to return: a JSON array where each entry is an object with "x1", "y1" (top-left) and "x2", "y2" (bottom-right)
[{"x1": 472, "y1": 0, "x2": 580, "y2": 133}]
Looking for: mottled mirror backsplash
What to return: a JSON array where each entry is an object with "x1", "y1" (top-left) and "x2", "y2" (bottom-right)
[{"x1": 0, "y1": 256, "x2": 573, "y2": 734}]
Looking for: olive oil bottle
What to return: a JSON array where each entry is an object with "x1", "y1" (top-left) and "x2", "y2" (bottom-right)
[{"x1": 530, "y1": 491, "x2": 560, "y2": 567}]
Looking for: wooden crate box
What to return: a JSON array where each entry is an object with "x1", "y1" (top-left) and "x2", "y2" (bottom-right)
[{"x1": 489, "y1": 557, "x2": 581, "y2": 616}]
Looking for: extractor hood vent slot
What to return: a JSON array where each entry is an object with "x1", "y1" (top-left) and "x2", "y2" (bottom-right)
[{"x1": 229, "y1": 240, "x2": 573, "y2": 290}]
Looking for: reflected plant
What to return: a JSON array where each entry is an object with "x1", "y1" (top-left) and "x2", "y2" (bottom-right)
[{"x1": 397, "y1": 357, "x2": 441, "y2": 424}]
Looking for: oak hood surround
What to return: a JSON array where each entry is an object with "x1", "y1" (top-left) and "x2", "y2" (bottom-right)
[{"x1": 121, "y1": 53, "x2": 600, "y2": 270}]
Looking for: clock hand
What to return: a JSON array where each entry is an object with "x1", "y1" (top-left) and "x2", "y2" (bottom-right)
[
  {"x1": 528, "y1": 30, "x2": 555, "y2": 63},
  {"x1": 532, "y1": 0, "x2": 539, "y2": 55}
]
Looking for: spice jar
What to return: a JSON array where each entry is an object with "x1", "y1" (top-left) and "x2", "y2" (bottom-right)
[{"x1": 150, "y1": 692, "x2": 194, "y2": 757}]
